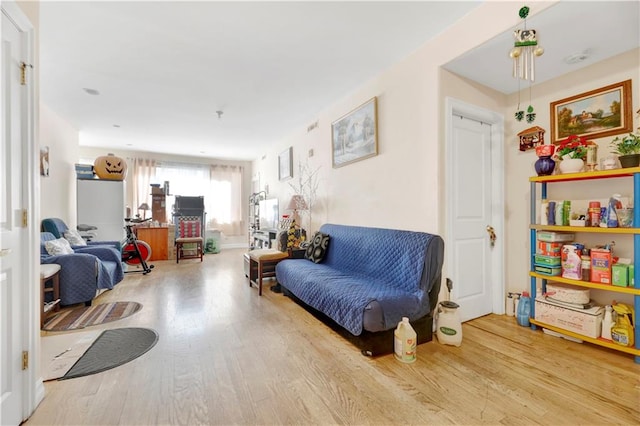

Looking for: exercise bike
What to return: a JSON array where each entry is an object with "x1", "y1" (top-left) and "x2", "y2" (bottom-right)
[{"x1": 121, "y1": 217, "x2": 154, "y2": 275}]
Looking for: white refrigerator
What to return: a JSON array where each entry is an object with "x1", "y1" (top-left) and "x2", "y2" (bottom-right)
[{"x1": 77, "y1": 179, "x2": 126, "y2": 241}]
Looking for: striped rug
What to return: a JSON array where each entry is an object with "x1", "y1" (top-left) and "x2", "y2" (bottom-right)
[{"x1": 43, "y1": 302, "x2": 142, "y2": 332}]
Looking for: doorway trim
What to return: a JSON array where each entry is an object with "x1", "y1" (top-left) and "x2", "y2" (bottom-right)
[
  {"x1": 444, "y1": 97, "x2": 505, "y2": 316},
  {"x1": 2, "y1": 0, "x2": 41, "y2": 419}
]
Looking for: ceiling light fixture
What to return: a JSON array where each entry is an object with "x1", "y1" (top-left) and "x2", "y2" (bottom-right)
[
  {"x1": 216, "y1": 110, "x2": 223, "y2": 119},
  {"x1": 82, "y1": 88, "x2": 100, "y2": 96},
  {"x1": 564, "y1": 50, "x2": 592, "y2": 65},
  {"x1": 113, "y1": 124, "x2": 120, "y2": 128}
]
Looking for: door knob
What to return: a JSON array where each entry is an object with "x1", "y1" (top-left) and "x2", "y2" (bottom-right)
[{"x1": 486, "y1": 225, "x2": 496, "y2": 248}]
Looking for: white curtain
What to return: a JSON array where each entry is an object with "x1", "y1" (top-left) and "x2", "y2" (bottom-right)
[
  {"x1": 143, "y1": 161, "x2": 243, "y2": 236},
  {"x1": 209, "y1": 164, "x2": 244, "y2": 236},
  {"x1": 130, "y1": 158, "x2": 157, "y2": 218}
]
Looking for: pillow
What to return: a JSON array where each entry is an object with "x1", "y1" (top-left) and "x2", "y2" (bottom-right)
[
  {"x1": 180, "y1": 220, "x2": 201, "y2": 238},
  {"x1": 44, "y1": 238, "x2": 74, "y2": 255},
  {"x1": 304, "y1": 232, "x2": 330, "y2": 263},
  {"x1": 64, "y1": 229, "x2": 87, "y2": 246}
]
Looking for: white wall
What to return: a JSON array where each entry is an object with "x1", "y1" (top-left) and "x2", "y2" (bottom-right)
[
  {"x1": 39, "y1": 103, "x2": 79, "y2": 224},
  {"x1": 251, "y1": 2, "x2": 556, "y2": 264}
]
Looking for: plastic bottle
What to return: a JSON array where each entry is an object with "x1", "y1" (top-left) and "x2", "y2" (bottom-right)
[
  {"x1": 516, "y1": 291, "x2": 531, "y2": 327},
  {"x1": 611, "y1": 303, "x2": 635, "y2": 347},
  {"x1": 394, "y1": 317, "x2": 417, "y2": 363},
  {"x1": 540, "y1": 201, "x2": 549, "y2": 225},
  {"x1": 606, "y1": 194, "x2": 623, "y2": 228},
  {"x1": 436, "y1": 301, "x2": 462, "y2": 347},
  {"x1": 588, "y1": 201, "x2": 601, "y2": 227},
  {"x1": 506, "y1": 293, "x2": 514, "y2": 316},
  {"x1": 581, "y1": 249, "x2": 591, "y2": 281},
  {"x1": 601, "y1": 305, "x2": 613, "y2": 340}
]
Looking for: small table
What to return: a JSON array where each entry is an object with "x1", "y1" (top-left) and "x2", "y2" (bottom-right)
[
  {"x1": 40, "y1": 264, "x2": 61, "y2": 328},
  {"x1": 246, "y1": 249, "x2": 289, "y2": 296}
]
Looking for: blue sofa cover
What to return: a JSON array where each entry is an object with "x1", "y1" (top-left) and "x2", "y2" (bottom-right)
[
  {"x1": 40, "y1": 232, "x2": 124, "y2": 306},
  {"x1": 275, "y1": 223, "x2": 444, "y2": 336}
]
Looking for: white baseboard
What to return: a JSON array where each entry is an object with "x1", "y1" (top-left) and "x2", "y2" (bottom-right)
[{"x1": 220, "y1": 243, "x2": 249, "y2": 250}]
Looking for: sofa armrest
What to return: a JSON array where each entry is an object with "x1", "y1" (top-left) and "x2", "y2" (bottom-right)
[{"x1": 74, "y1": 246, "x2": 121, "y2": 263}]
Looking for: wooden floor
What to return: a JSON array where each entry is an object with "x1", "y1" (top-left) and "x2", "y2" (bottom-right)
[{"x1": 27, "y1": 248, "x2": 640, "y2": 425}]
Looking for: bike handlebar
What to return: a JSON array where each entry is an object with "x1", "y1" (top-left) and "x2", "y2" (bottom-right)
[{"x1": 125, "y1": 217, "x2": 152, "y2": 224}]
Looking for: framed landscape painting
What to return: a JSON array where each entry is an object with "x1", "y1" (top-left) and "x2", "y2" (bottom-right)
[
  {"x1": 550, "y1": 79, "x2": 632, "y2": 144},
  {"x1": 331, "y1": 97, "x2": 378, "y2": 168}
]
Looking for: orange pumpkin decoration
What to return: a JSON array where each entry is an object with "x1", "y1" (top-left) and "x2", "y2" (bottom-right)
[{"x1": 94, "y1": 153, "x2": 127, "y2": 180}]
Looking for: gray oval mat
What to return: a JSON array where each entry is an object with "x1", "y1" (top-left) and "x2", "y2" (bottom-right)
[{"x1": 61, "y1": 327, "x2": 158, "y2": 380}]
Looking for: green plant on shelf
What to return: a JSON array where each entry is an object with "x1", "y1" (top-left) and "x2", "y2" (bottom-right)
[{"x1": 610, "y1": 133, "x2": 640, "y2": 156}]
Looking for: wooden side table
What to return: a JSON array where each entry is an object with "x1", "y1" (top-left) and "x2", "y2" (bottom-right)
[
  {"x1": 40, "y1": 264, "x2": 61, "y2": 328},
  {"x1": 247, "y1": 249, "x2": 289, "y2": 296}
]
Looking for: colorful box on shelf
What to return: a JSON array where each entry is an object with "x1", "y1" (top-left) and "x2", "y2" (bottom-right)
[
  {"x1": 534, "y1": 254, "x2": 561, "y2": 267},
  {"x1": 534, "y1": 264, "x2": 561, "y2": 276},
  {"x1": 536, "y1": 231, "x2": 575, "y2": 243},
  {"x1": 591, "y1": 248, "x2": 612, "y2": 285},
  {"x1": 537, "y1": 241, "x2": 562, "y2": 257},
  {"x1": 535, "y1": 297, "x2": 604, "y2": 339},
  {"x1": 612, "y1": 264, "x2": 629, "y2": 287}
]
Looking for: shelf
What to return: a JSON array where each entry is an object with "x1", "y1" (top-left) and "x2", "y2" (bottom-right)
[
  {"x1": 530, "y1": 319, "x2": 640, "y2": 357},
  {"x1": 529, "y1": 167, "x2": 640, "y2": 183},
  {"x1": 529, "y1": 272, "x2": 640, "y2": 295},
  {"x1": 530, "y1": 224, "x2": 640, "y2": 234},
  {"x1": 529, "y1": 168, "x2": 640, "y2": 363}
]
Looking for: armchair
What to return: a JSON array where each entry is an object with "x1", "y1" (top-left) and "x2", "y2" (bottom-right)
[
  {"x1": 41, "y1": 217, "x2": 121, "y2": 250},
  {"x1": 40, "y1": 232, "x2": 124, "y2": 306}
]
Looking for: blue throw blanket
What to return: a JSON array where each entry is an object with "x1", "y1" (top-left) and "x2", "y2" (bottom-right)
[{"x1": 276, "y1": 224, "x2": 444, "y2": 336}]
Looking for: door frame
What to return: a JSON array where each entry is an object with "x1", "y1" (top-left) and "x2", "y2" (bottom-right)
[
  {"x1": 444, "y1": 97, "x2": 505, "y2": 316},
  {"x1": 2, "y1": 0, "x2": 41, "y2": 420}
]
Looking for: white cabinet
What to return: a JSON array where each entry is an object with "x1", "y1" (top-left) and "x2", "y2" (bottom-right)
[{"x1": 77, "y1": 179, "x2": 126, "y2": 241}]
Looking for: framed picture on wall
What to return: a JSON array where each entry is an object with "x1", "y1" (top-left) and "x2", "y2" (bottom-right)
[
  {"x1": 331, "y1": 97, "x2": 378, "y2": 168},
  {"x1": 278, "y1": 147, "x2": 293, "y2": 181},
  {"x1": 550, "y1": 79, "x2": 632, "y2": 144}
]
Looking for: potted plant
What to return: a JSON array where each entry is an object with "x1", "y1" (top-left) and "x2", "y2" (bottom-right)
[
  {"x1": 610, "y1": 133, "x2": 640, "y2": 168},
  {"x1": 554, "y1": 135, "x2": 590, "y2": 174}
]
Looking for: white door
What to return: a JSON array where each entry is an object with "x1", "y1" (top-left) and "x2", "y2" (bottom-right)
[
  {"x1": 446, "y1": 98, "x2": 504, "y2": 322},
  {"x1": 1, "y1": 7, "x2": 26, "y2": 425}
]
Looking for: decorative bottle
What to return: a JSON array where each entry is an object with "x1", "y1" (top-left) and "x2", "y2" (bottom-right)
[{"x1": 601, "y1": 305, "x2": 613, "y2": 340}]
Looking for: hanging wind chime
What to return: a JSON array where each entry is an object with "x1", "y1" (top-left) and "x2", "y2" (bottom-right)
[{"x1": 510, "y1": 6, "x2": 544, "y2": 123}]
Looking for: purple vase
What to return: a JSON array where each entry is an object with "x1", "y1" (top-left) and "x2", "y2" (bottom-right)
[{"x1": 535, "y1": 155, "x2": 555, "y2": 176}]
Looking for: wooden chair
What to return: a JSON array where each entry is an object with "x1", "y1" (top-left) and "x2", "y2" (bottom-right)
[{"x1": 175, "y1": 216, "x2": 204, "y2": 263}]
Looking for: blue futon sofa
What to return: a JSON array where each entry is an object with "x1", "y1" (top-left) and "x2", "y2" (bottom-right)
[{"x1": 275, "y1": 223, "x2": 444, "y2": 355}]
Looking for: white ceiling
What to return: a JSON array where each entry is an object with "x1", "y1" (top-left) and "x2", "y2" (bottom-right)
[
  {"x1": 443, "y1": 1, "x2": 640, "y2": 95},
  {"x1": 39, "y1": 2, "x2": 640, "y2": 162},
  {"x1": 39, "y1": 1, "x2": 481, "y2": 161}
]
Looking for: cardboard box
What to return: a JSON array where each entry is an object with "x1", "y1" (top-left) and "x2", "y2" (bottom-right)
[
  {"x1": 534, "y1": 265, "x2": 561, "y2": 276},
  {"x1": 537, "y1": 241, "x2": 562, "y2": 257},
  {"x1": 535, "y1": 297, "x2": 603, "y2": 338},
  {"x1": 536, "y1": 231, "x2": 575, "y2": 243},
  {"x1": 534, "y1": 254, "x2": 561, "y2": 266},
  {"x1": 591, "y1": 248, "x2": 612, "y2": 284},
  {"x1": 612, "y1": 264, "x2": 629, "y2": 287}
]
